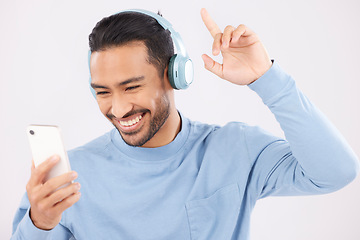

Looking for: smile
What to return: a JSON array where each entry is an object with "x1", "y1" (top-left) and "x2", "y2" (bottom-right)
[
  {"x1": 119, "y1": 114, "x2": 142, "y2": 127},
  {"x1": 115, "y1": 112, "x2": 146, "y2": 133}
]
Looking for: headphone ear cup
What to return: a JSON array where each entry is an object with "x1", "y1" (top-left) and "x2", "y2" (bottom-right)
[
  {"x1": 168, "y1": 54, "x2": 178, "y2": 89},
  {"x1": 168, "y1": 54, "x2": 193, "y2": 90}
]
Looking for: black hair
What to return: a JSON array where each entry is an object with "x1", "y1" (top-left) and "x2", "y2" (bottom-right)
[{"x1": 88, "y1": 11, "x2": 174, "y2": 78}]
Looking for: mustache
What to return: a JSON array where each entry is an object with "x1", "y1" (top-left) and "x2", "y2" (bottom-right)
[{"x1": 106, "y1": 109, "x2": 149, "y2": 120}]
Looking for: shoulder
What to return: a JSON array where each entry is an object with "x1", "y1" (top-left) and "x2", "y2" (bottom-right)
[
  {"x1": 205, "y1": 121, "x2": 249, "y2": 139},
  {"x1": 187, "y1": 119, "x2": 250, "y2": 146},
  {"x1": 201, "y1": 120, "x2": 281, "y2": 150}
]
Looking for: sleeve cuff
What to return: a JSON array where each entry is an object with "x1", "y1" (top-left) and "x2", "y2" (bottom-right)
[
  {"x1": 248, "y1": 60, "x2": 294, "y2": 104},
  {"x1": 17, "y1": 208, "x2": 53, "y2": 240}
]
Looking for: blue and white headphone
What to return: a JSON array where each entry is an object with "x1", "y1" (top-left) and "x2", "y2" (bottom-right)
[{"x1": 88, "y1": 9, "x2": 193, "y2": 98}]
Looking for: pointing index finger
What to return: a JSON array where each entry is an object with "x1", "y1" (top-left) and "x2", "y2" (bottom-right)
[{"x1": 201, "y1": 8, "x2": 221, "y2": 38}]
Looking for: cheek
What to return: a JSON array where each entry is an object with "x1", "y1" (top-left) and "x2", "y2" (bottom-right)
[{"x1": 142, "y1": 88, "x2": 163, "y2": 110}]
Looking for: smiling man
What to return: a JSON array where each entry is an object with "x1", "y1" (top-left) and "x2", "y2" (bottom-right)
[
  {"x1": 89, "y1": 42, "x2": 180, "y2": 148},
  {"x1": 12, "y1": 8, "x2": 359, "y2": 240}
]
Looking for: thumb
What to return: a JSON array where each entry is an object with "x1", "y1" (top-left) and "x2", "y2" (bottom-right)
[{"x1": 201, "y1": 54, "x2": 223, "y2": 78}]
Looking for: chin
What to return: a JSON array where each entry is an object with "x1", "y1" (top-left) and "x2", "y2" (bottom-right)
[{"x1": 116, "y1": 125, "x2": 151, "y2": 147}]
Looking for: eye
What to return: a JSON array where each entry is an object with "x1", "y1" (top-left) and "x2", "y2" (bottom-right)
[
  {"x1": 125, "y1": 85, "x2": 140, "y2": 91},
  {"x1": 96, "y1": 91, "x2": 110, "y2": 96}
]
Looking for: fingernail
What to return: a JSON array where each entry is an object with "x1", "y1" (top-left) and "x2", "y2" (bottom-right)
[
  {"x1": 71, "y1": 171, "x2": 78, "y2": 179},
  {"x1": 50, "y1": 155, "x2": 59, "y2": 162}
]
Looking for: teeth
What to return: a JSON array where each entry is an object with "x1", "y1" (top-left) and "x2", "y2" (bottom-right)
[{"x1": 119, "y1": 114, "x2": 142, "y2": 127}]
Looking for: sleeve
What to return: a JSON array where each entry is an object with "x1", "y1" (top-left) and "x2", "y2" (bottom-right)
[
  {"x1": 245, "y1": 60, "x2": 360, "y2": 199},
  {"x1": 11, "y1": 193, "x2": 74, "y2": 240}
]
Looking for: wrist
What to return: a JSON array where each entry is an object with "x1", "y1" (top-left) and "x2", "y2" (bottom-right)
[
  {"x1": 248, "y1": 59, "x2": 273, "y2": 85},
  {"x1": 29, "y1": 208, "x2": 56, "y2": 231},
  {"x1": 248, "y1": 60, "x2": 293, "y2": 105}
]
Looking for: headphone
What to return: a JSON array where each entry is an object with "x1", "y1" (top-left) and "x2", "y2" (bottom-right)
[{"x1": 88, "y1": 9, "x2": 193, "y2": 98}]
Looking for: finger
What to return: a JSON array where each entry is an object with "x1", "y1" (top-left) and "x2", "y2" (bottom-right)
[
  {"x1": 212, "y1": 33, "x2": 222, "y2": 56},
  {"x1": 28, "y1": 161, "x2": 36, "y2": 190},
  {"x1": 222, "y1": 25, "x2": 235, "y2": 48},
  {"x1": 29, "y1": 155, "x2": 60, "y2": 187},
  {"x1": 201, "y1": 54, "x2": 223, "y2": 78},
  {"x1": 52, "y1": 192, "x2": 81, "y2": 215},
  {"x1": 231, "y1": 24, "x2": 254, "y2": 43},
  {"x1": 46, "y1": 182, "x2": 81, "y2": 207},
  {"x1": 200, "y1": 8, "x2": 221, "y2": 38},
  {"x1": 40, "y1": 171, "x2": 78, "y2": 199}
]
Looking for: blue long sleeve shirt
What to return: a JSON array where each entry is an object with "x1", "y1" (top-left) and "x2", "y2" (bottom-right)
[{"x1": 11, "y1": 61, "x2": 359, "y2": 240}]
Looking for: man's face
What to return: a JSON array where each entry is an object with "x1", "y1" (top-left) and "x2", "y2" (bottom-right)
[{"x1": 90, "y1": 42, "x2": 171, "y2": 147}]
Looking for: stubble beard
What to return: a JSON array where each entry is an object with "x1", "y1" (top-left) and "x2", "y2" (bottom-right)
[{"x1": 113, "y1": 94, "x2": 171, "y2": 147}]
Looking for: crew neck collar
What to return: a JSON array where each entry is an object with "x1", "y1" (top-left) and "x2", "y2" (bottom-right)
[{"x1": 111, "y1": 111, "x2": 191, "y2": 161}]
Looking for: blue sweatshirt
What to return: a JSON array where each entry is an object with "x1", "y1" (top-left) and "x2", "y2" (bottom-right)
[{"x1": 12, "y1": 61, "x2": 359, "y2": 240}]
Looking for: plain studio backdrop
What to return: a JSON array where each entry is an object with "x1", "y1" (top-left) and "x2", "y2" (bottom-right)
[{"x1": 1, "y1": 0, "x2": 360, "y2": 239}]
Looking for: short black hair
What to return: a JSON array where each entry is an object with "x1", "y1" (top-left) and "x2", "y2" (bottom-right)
[{"x1": 88, "y1": 11, "x2": 174, "y2": 77}]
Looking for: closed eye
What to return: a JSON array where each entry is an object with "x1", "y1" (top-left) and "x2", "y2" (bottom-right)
[
  {"x1": 96, "y1": 91, "x2": 110, "y2": 95},
  {"x1": 126, "y1": 85, "x2": 141, "y2": 91}
]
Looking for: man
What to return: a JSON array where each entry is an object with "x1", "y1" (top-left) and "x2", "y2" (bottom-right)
[{"x1": 12, "y1": 8, "x2": 359, "y2": 239}]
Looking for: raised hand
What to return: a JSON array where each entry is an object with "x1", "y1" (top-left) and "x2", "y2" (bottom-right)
[{"x1": 200, "y1": 8, "x2": 272, "y2": 85}]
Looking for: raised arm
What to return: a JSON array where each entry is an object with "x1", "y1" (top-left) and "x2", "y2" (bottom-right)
[{"x1": 200, "y1": 8, "x2": 359, "y2": 196}]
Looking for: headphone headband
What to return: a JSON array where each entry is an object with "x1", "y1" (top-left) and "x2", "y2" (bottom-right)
[{"x1": 121, "y1": 9, "x2": 188, "y2": 58}]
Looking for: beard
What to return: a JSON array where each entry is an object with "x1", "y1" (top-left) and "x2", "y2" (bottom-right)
[{"x1": 108, "y1": 94, "x2": 171, "y2": 147}]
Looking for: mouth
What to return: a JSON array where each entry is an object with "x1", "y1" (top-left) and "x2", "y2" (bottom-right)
[{"x1": 115, "y1": 112, "x2": 146, "y2": 133}]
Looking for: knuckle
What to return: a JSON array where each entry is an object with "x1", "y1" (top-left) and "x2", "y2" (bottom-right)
[
  {"x1": 31, "y1": 192, "x2": 39, "y2": 201},
  {"x1": 32, "y1": 168, "x2": 40, "y2": 177},
  {"x1": 64, "y1": 198, "x2": 74, "y2": 207},
  {"x1": 72, "y1": 183, "x2": 80, "y2": 192},
  {"x1": 28, "y1": 194, "x2": 36, "y2": 204},
  {"x1": 51, "y1": 190, "x2": 61, "y2": 201},
  {"x1": 28, "y1": 188, "x2": 41, "y2": 203},
  {"x1": 44, "y1": 180, "x2": 56, "y2": 191},
  {"x1": 215, "y1": 33, "x2": 222, "y2": 38},
  {"x1": 43, "y1": 180, "x2": 52, "y2": 188},
  {"x1": 60, "y1": 197, "x2": 73, "y2": 209},
  {"x1": 26, "y1": 183, "x2": 31, "y2": 192}
]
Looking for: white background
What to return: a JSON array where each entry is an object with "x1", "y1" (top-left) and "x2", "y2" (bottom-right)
[{"x1": 1, "y1": 0, "x2": 360, "y2": 239}]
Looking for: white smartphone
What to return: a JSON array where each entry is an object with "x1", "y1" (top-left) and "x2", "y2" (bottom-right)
[{"x1": 26, "y1": 125, "x2": 72, "y2": 182}]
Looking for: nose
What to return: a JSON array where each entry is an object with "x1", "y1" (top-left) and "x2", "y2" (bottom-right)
[{"x1": 110, "y1": 93, "x2": 133, "y2": 119}]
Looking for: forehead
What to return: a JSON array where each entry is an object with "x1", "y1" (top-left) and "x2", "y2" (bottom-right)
[{"x1": 89, "y1": 42, "x2": 155, "y2": 84}]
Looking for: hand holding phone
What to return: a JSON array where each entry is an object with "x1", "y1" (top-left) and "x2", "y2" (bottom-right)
[
  {"x1": 26, "y1": 125, "x2": 81, "y2": 230},
  {"x1": 26, "y1": 156, "x2": 81, "y2": 230}
]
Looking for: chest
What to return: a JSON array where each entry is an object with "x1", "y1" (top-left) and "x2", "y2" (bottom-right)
[{"x1": 65, "y1": 148, "x2": 251, "y2": 239}]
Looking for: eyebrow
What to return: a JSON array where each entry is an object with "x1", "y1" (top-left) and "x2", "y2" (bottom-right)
[{"x1": 90, "y1": 76, "x2": 145, "y2": 89}]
